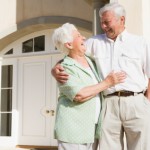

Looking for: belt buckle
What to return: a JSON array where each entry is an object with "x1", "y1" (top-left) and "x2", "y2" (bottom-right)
[{"x1": 118, "y1": 91, "x2": 121, "y2": 97}]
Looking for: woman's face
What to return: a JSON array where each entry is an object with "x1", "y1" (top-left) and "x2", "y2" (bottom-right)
[{"x1": 71, "y1": 30, "x2": 86, "y2": 53}]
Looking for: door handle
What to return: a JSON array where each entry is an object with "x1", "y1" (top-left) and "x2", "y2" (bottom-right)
[
  {"x1": 45, "y1": 110, "x2": 55, "y2": 116},
  {"x1": 41, "y1": 107, "x2": 55, "y2": 117},
  {"x1": 50, "y1": 110, "x2": 55, "y2": 116},
  {"x1": 46, "y1": 110, "x2": 50, "y2": 114}
]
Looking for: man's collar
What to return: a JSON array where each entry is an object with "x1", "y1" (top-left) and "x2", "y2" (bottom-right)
[
  {"x1": 105, "y1": 29, "x2": 128, "y2": 42},
  {"x1": 118, "y1": 29, "x2": 127, "y2": 42}
]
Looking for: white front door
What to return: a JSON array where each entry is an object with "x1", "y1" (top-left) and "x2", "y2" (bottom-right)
[{"x1": 17, "y1": 54, "x2": 63, "y2": 146}]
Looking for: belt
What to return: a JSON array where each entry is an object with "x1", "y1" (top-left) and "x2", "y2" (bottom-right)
[{"x1": 106, "y1": 91, "x2": 144, "y2": 97}]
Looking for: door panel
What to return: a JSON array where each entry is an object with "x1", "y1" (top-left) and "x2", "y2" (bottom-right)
[{"x1": 18, "y1": 54, "x2": 63, "y2": 146}]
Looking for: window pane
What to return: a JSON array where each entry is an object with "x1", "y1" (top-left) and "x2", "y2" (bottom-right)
[
  {"x1": 22, "y1": 39, "x2": 33, "y2": 53},
  {"x1": 0, "y1": 113, "x2": 12, "y2": 136},
  {"x1": 1, "y1": 89, "x2": 12, "y2": 112},
  {"x1": 5, "y1": 49, "x2": 13, "y2": 55},
  {"x1": 34, "y1": 36, "x2": 45, "y2": 52},
  {"x1": 1, "y1": 65, "x2": 13, "y2": 88}
]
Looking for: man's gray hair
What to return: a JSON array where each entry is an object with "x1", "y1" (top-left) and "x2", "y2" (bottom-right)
[
  {"x1": 99, "y1": 2, "x2": 126, "y2": 19},
  {"x1": 52, "y1": 23, "x2": 77, "y2": 54}
]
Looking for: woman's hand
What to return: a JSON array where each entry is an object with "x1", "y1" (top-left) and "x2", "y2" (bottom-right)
[{"x1": 104, "y1": 71, "x2": 126, "y2": 87}]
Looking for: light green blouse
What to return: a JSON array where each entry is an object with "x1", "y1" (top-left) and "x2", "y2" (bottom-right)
[{"x1": 54, "y1": 55, "x2": 103, "y2": 144}]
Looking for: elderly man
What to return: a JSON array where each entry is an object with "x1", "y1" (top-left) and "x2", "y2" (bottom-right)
[{"x1": 52, "y1": 3, "x2": 150, "y2": 150}]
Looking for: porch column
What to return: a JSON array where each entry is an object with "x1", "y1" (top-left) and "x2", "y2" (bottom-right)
[{"x1": 92, "y1": 0, "x2": 109, "y2": 35}]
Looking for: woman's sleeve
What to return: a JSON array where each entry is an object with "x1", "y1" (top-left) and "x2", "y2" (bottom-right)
[{"x1": 58, "y1": 66, "x2": 87, "y2": 101}]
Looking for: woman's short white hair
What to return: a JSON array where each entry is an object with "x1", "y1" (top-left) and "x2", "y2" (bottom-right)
[
  {"x1": 99, "y1": 2, "x2": 126, "y2": 19},
  {"x1": 52, "y1": 23, "x2": 77, "y2": 54}
]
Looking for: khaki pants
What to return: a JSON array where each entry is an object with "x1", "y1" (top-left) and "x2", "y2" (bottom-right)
[
  {"x1": 99, "y1": 94, "x2": 150, "y2": 150},
  {"x1": 58, "y1": 139, "x2": 99, "y2": 150}
]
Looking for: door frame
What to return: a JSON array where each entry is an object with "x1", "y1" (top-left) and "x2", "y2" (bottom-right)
[{"x1": 0, "y1": 58, "x2": 18, "y2": 147}]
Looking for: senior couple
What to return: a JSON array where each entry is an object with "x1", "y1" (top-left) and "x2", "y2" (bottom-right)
[{"x1": 52, "y1": 2, "x2": 150, "y2": 150}]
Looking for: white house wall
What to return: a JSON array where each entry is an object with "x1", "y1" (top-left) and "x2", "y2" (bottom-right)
[
  {"x1": 0, "y1": 0, "x2": 16, "y2": 33},
  {"x1": 0, "y1": 0, "x2": 92, "y2": 38},
  {"x1": 118, "y1": 0, "x2": 143, "y2": 35},
  {"x1": 0, "y1": 0, "x2": 150, "y2": 39},
  {"x1": 142, "y1": 0, "x2": 150, "y2": 41},
  {"x1": 118, "y1": 0, "x2": 150, "y2": 42},
  {"x1": 17, "y1": 0, "x2": 92, "y2": 23}
]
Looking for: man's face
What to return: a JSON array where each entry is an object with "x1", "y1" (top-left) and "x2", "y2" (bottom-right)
[{"x1": 100, "y1": 11, "x2": 125, "y2": 40}]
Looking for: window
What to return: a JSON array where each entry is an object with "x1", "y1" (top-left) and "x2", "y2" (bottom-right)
[
  {"x1": 5, "y1": 49, "x2": 13, "y2": 55},
  {"x1": 34, "y1": 36, "x2": 45, "y2": 52},
  {"x1": 22, "y1": 36, "x2": 45, "y2": 53},
  {"x1": 22, "y1": 39, "x2": 33, "y2": 53},
  {"x1": 0, "y1": 65, "x2": 13, "y2": 136}
]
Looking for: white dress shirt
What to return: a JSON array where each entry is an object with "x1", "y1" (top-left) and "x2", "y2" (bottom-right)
[{"x1": 86, "y1": 30, "x2": 150, "y2": 95}]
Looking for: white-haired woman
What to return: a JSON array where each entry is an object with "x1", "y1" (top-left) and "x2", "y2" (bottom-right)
[{"x1": 52, "y1": 23, "x2": 126, "y2": 150}]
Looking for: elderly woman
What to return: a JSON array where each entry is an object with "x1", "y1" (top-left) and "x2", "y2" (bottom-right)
[{"x1": 52, "y1": 23, "x2": 126, "y2": 150}]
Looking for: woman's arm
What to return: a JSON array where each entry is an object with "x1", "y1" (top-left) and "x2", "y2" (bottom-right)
[{"x1": 74, "y1": 71, "x2": 126, "y2": 102}]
